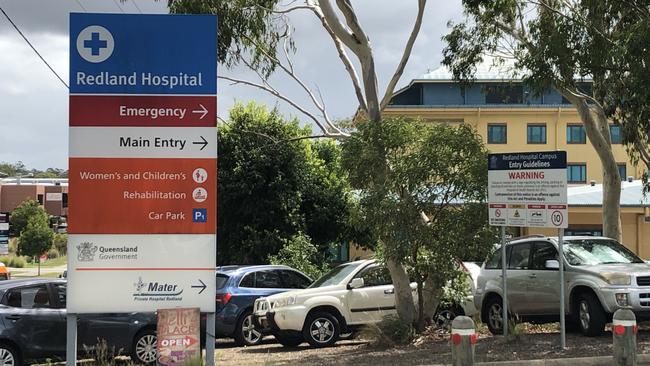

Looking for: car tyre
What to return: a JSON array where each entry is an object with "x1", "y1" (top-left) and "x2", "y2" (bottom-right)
[
  {"x1": 273, "y1": 332, "x2": 304, "y2": 348},
  {"x1": 575, "y1": 292, "x2": 607, "y2": 336},
  {"x1": 484, "y1": 296, "x2": 508, "y2": 335},
  {"x1": 132, "y1": 328, "x2": 157, "y2": 365},
  {"x1": 434, "y1": 305, "x2": 463, "y2": 329},
  {"x1": 0, "y1": 343, "x2": 20, "y2": 366},
  {"x1": 303, "y1": 312, "x2": 340, "y2": 348},
  {"x1": 234, "y1": 310, "x2": 264, "y2": 346}
]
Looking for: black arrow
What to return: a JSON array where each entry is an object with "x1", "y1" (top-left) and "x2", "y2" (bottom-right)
[
  {"x1": 191, "y1": 279, "x2": 207, "y2": 294},
  {"x1": 192, "y1": 136, "x2": 208, "y2": 151}
]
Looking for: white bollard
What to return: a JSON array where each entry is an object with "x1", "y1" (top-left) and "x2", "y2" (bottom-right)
[
  {"x1": 451, "y1": 316, "x2": 476, "y2": 366},
  {"x1": 613, "y1": 309, "x2": 637, "y2": 366}
]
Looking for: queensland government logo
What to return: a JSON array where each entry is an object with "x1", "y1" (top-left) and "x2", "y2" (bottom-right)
[
  {"x1": 77, "y1": 242, "x2": 98, "y2": 262},
  {"x1": 133, "y1": 277, "x2": 184, "y2": 302}
]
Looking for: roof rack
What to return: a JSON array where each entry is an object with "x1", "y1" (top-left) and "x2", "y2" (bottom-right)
[{"x1": 509, "y1": 234, "x2": 547, "y2": 241}]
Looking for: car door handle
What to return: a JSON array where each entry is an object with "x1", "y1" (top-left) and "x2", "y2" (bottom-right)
[
  {"x1": 384, "y1": 289, "x2": 394, "y2": 295},
  {"x1": 5, "y1": 316, "x2": 20, "y2": 321},
  {"x1": 528, "y1": 274, "x2": 537, "y2": 279}
]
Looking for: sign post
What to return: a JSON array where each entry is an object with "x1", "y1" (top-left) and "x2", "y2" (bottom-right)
[
  {"x1": 68, "y1": 13, "x2": 217, "y2": 365},
  {"x1": 488, "y1": 151, "x2": 568, "y2": 347},
  {"x1": 0, "y1": 214, "x2": 8, "y2": 256}
]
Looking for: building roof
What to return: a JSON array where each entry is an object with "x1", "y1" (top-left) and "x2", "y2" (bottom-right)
[
  {"x1": 568, "y1": 180, "x2": 649, "y2": 207},
  {"x1": 0, "y1": 178, "x2": 68, "y2": 186}
]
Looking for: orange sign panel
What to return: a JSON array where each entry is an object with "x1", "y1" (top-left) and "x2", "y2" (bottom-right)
[{"x1": 68, "y1": 157, "x2": 216, "y2": 234}]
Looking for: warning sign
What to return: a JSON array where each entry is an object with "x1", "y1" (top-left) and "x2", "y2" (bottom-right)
[{"x1": 488, "y1": 151, "x2": 567, "y2": 228}]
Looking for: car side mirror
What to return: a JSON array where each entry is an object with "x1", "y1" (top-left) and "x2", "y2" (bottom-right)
[
  {"x1": 347, "y1": 278, "x2": 364, "y2": 290},
  {"x1": 545, "y1": 260, "x2": 560, "y2": 270}
]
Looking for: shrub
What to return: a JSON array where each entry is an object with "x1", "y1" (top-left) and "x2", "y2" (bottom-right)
[
  {"x1": 53, "y1": 234, "x2": 67, "y2": 255},
  {"x1": 268, "y1": 233, "x2": 329, "y2": 280},
  {"x1": 8, "y1": 238, "x2": 17, "y2": 254},
  {"x1": 360, "y1": 314, "x2": 415, "y2": 348},
  {"x1": 47, "y1": 247, "x2": 60, "y2": 259},
  {"x1": 0, "y1": 256, "x2": 26, "y2": 268}
]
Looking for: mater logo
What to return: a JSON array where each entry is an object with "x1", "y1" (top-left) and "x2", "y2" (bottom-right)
[
  {"x1": 77, "y1": 242, "x2": 98, "y2": 262},
  {"x1": 133, "y1": 276, "x2": 184, "y2": 301}
]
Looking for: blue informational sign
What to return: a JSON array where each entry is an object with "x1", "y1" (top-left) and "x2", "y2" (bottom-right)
[
  {"x1": 70, "y1": 13, "x2": 217, "y2": 95},
  {"x1": 488, "y1": 151, "x2": 567, "y2": 171}
]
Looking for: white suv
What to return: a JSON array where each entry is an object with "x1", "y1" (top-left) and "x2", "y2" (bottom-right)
[{"x1": 254, "y1": 259, "x2": 476, "y2": 347}]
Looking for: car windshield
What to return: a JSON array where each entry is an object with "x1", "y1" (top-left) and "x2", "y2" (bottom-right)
[
  {"x1": 563, "y1": 239, "x2": 644, "y2": 265},
  {"x1": 309, "y1": 262, "x2": 362, "y2": 288}
]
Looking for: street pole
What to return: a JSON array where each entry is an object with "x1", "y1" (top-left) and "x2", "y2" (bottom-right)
[
  {"x1": 206, "y1": 313, "x2": 215, "y2": 365},
  {"x1": 501, "y1": 226, "x2": 508, "y2": 337},
  {"x1": 66, "y1": 314, "x2": 77, "y2": 366},
  {"x1": 559, "y1": 228, "x2": 566, "y2": 349}
]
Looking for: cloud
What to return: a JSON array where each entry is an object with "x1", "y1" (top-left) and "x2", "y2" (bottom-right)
[{"x1": 0, "y1": 1, "x2": 464, "y2": 169}]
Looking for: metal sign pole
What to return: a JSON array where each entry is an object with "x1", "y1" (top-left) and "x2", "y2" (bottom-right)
[
  {"x1": 501, "y1": 226, "x2": 508, "y2": 337},
  {"x1": 559, "y1": 228, "x2": 566, "y2": 349},
  {"x1": 206, "y1": 313, "x2": 216, "y2": 365},
  {"x1": 66, "y1": 314, "x2": 77, "y2": 366}
]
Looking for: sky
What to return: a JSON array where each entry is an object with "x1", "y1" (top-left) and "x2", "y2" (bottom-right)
[{"x1": 0, "y1": 0, "x2": 463, "y2": 170}]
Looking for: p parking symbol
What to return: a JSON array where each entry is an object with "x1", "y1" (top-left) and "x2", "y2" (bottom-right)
[{"x1": 192, "y1": 209, "x2": 207, "y2": 223}]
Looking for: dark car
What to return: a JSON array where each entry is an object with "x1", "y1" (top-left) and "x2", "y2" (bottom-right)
[
  {"x1": 0, "y1": 279, "x2": 158, "y2": 365},
  {"x1": 216, "y1": 265, "x2": 312, "y2": 346}
]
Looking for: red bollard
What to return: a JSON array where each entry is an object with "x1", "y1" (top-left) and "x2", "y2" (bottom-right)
[{"x1": 451, "y1": 316, "x2": 475, "y2": 366}]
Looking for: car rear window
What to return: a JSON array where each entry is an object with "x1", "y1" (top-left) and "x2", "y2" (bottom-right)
[{"x1": 216, "y1": 274, "x2": 229, "y2": 290}]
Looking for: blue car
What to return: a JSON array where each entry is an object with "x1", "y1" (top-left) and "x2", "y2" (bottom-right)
[{"x1": 216, "y1": 265, "x2": 312, "y2": 346}]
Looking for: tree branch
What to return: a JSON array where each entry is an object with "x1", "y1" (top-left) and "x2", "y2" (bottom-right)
[
  {"x1": 380, "y1": 0, "x2": 427, "y2": 110},
  {"x1": 218, "y1": 75, "x2": 348, "y2": 137},
  {"x1": 310, "y1": 6, "x2": 368, "y2": 113},
  {"x1": 317, "y1": 0, "x2": 361, "y2": 52},
  {"x1": 335, "y1": 0, "x2": 369, "y2": 46}
]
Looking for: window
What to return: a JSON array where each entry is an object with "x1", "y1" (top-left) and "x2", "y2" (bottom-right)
[
  {"x1": 618, "y1": 164, "x2": 627, "y2": 181},
  {"x1": 239, "y1": 273, "x2": 255, "y2": 288},
  {"x1": 254, "y1": 270, "x2": 282, "y2": 288},
  {"x1": 488, "y1": 124, "x2": 507, "y2": 144},
  {"x1": 530, "y1": 242, "x2": 558, "y2": 270},
  {"x1": 567, "y1": 164, "x2": 587, "y2": 183},
  {"x1": 485, "y1": 84, "x2": 524, "y2": 104},
  {"x1": 37, "y1": 194, "x2": 44, "y2": 205},
  {"x1": 279, "y1": 270, "x2": 312, "y2": 289},
  {"x1": 354, "y1": 266, "x2": 392, "y2": 287},
  {"x1": 485, "y1": 246, "x2": 509, "y2": 269},
  {"x1": 62, "y1": 193, "x2": 68, "y2": 208},
  {"x1": 53, "y1": 283, "x2": 66, "y2": 308},
  {"x1": 3, "y1": 285, "x2": 51, "y2": 309},
  {"x1": 216, "y1": 274, "x2": 229, "y2": 290},
  {"x1": 527, "y1": 124, "x2": 547, "y2": 144},
  {"x1": 508, "y1": 243, "x2": 531, "y2": 270},
  {"x1": 566, "y1": 124, "x2": 586, "y2": 144},
  {"x1": 610, "y1": 125, "x2": 622, "y2": 144}
]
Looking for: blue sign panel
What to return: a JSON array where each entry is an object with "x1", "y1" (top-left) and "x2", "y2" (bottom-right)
[
  {"x1": 70, "y1": 13, "x2": 217, "y2": 94},
  {"x1": 488, "y1": 151, "x2": 567, "y2": 171}
]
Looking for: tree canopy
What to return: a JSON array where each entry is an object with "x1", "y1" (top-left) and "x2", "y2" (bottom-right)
[
  {"x1": 217, "y1": 102, "x2": 356, "y2": 264},
  {"x1": 341, "y1": 118, "x2": 497, "y2": 329},
  {"x1": 9, "y1": 199, "x2": 48, "y2": 238}
]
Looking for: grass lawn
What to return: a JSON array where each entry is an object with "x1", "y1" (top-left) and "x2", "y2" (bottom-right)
[
  {"x1": 11, "y1": 271, "x2": 62, "y2": 278},
  {"x1": 23, "y1": 255, "x2": 67, "y2": 268}
]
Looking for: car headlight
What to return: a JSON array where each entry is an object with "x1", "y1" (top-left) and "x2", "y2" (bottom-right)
[
  {"x1": 272, "y1": 296, "x2": 297, "y2": 309},
  {"x1": 601, "y1": 272, "x2": 631, "y2": 285}
]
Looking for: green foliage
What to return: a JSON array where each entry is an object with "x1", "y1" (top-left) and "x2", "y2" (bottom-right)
[
  {"x1": 168, "y1": 0, "x2": 290, "y2": 78},
  {"x1": 19, "y1": 214, "x2": 54, "y2": 259},
  {"x1": 217, "y1": 102, "x2": 356, "y2": 264},
  {"x1": 47, "y1": 247, "x2": 60, "y2": 259},
  {"x1": 443, "y1": 0, "x2": 650, "y2": 190},
  {"x1": 0, "y1": 256, "x2": 26, "y2": 268},
  {"x1": 10, "y1": 199, "x2": 48, "y2": 238},
  {"x1": 360, "y1": 314, "x2": 415, "y2": 348},
  {"x1": 341, "y1": 118, "x2": 498, "y2": 326},
  {"x1": 53, "y1": 233, "x2": 67, "y2": 255},
  {"x1": 0, "y1": 162, "x2": 66, "y2": 178},
  {"x1": 268, "y1": 233, "x2": 329, "y2": 280}
]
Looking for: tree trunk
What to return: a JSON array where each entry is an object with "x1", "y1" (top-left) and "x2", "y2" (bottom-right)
[
  {"x1": 564, "y1": 91, "x2": 622, "y2": 241},
  {"x1": 422, "y1": 278, "x2": 444, "y2": 324},
  {"x1": 416, "y1": 277, "x2": 425, "y2": 332},
  {"x1": 386, "y1": 258, "x2": 416, "y2": 325}
]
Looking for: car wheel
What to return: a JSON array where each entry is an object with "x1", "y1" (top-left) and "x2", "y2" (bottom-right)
[
  {"x1": 132, "y1": 329, "x2": 157, "y2": 365},
  {"x1": 0, "y1": 343, "x2": 20, "y2": 366},
  {"x1": 273, "y1": 332, "x2": 304, "y2": 348},
  {"x1": 303, "y1": 312, "x2": 340, "y2": 348},
  {"x1": 484, "y1": 297, "x2": 506, "y2": 335},
  {"x1": 576, "y1": 292, "x2": 607, "y2": 336},
  {"x1": 434, "y1": 305, "x2": 462, "y2": 329},
  {"x1": 234, "y1": 311, "x2": 263, "y2": 346}
]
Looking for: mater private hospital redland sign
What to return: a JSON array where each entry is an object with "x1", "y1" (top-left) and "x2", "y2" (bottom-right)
[
  {"x1": 488, "y1": 151, "x2": 568, "y2": 229},
  {"x1": 67, "y1": 13, "x2": 217, "y2": 313}
]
